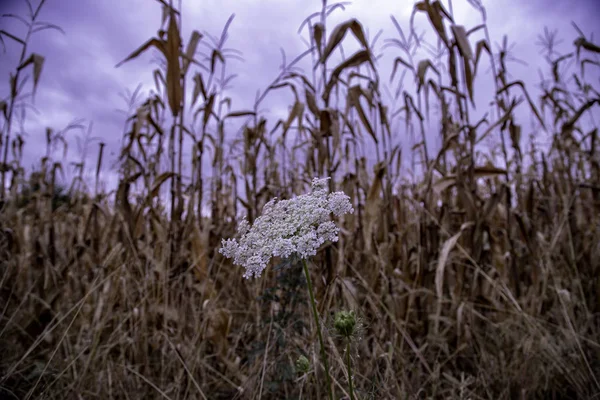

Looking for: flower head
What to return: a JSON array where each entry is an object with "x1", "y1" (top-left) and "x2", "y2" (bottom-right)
[
  {"x1": 333, "y1": 310, "x2": 357, "y2": 338},
  {"x1": 219, "y1": 177, "x2": 354, "y2": 279},
  {"x1": 295, "y1": 355, "x2": 310, "y2": 374}
]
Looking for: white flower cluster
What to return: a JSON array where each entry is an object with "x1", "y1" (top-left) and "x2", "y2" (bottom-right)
[{"x1": 219, "y1": 177, "x2": 354, "y2": 279}]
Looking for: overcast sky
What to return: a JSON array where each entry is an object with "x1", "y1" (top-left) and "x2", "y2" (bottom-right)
[{"x1": 1, "y1": 0, "x2": 599, "y2": 197}]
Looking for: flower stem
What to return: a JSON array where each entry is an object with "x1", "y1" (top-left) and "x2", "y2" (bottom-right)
[
  {"x1": 302, "y1": 258, "x2": 333, "y2": 400},
  {"x1": 346, "y1": 339, "x2": 355, "y2": 400}
]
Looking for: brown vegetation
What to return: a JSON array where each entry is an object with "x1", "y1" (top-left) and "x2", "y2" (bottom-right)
[{"x1": 1, "y1": 0, "x2": 599, "y2": 398}]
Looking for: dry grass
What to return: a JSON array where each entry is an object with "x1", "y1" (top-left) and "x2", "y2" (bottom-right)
[{"x1": 1, "y1": 0, "x2": 599, "y2": 399}]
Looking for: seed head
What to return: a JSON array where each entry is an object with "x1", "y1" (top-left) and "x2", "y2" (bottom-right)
[
  {"x1": 333, "y1": 310, "x2": 357, "y2": 338},
  {"x1": 295, "y1": 355, "x2": 310, "y2": 374}
]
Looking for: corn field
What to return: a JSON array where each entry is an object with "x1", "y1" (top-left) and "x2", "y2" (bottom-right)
[{"x1": 0, "y1": 0, "x2": 599, "y2": 399}]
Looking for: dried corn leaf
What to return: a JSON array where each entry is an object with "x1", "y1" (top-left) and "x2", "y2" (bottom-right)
[
  {"x1": 475, "y1": 99, "x2": 518, "y2": 144},
  {"x1": 391, "y1": 57, "x2": 413, "y2": 83},
  {"x1": 323, "y1": 50, "x2": 372, "y2": 104},
  {"x1": 436, "y1": 222, "x2": 473, "y2": 299},
  {"x1": 0, "y1": 101, "x2": 7, "y2": 119},
  {"x1": 413, "y1": 1, "x2": 451, "y2": 48},
  {"x1": 416, "y1": 59, "x2": 439, "y2": 92},
  {"x1": 305, "y1": 89, "x2": 320, "y2": 117},
  {"x1": 16, "y1": 53, "x2": 44, "y2": 96},
  {"x1": 348, "y1": 85, "x2": 377, "y2": 144},
  {"x1": 283, "y1": 101, "x2": 305, "y2": 136},
  {"x1": 225, "y1": 111, "x2": 256, "y2": 119},
  {"x1": 463, "y1": 55, "x2": 475, "y2": 107},
  {"x1": 192, "y1": 73, "x2": 206, "y2": 106},
  {"x1": 378, "y1": 102, "x2": 391, "y2": 139},
  {"x1": 150, "y1": 172, "x2": 176, "y2": 200},
  {"x1": 320, "y1": 19, "x2": 369, "y2": 65},
  {"x1": 497, "y1": 81, "x2": 546, "y2": 130},
  {"x1": 202, "y1": 94, "x2": 215, "y2": 130},
  {"x1": 164, "y1": 11, "x2": 183, "y2": 117},
  {"x1": 451, "y1": 25, "x2": 473, "y2": 60},
  {"x1": 0, "y1": 29, "x2": 25, "y2": 46},
  {"x1": 115, "y1": 10, "x2": 181, "y2": 117},
  {"x1": 448, "y1": 47, "x2": 458, "y2": 87},
  {"x1": 210, "y1": 49, "x2": 225, "y2": 74},
  {"x1": 364, "y1": 162, "x2": 386, "y2": 252},
  {"x1": 319, "y1": 108, "x2": 332, "y2": 137},
  {"x1": 473, "y1": 39, "x2": 490, "y2": 75},
  {"x1": 313, "y1": 23, "x2": 324, "y2": 57},
  {"x1": 432, "y1": 175, "x2": 456, "y2": 194},
  {"x1": 473, "y1": 166, "x2": 507, "y2": 179},
  {"x1": 182, "y1": 30, "x2": 202, "y2": 75}
]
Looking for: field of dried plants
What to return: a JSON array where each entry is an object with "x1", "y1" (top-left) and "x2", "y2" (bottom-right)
[{"x1": 1, "y1": 0, "x2": 599, "y2": 399}]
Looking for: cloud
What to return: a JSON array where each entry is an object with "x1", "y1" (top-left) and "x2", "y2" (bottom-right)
[{"x1": 1, "y1": 0, "x2": 599, "y2": 197}]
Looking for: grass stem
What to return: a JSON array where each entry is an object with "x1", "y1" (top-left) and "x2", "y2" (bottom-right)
[{"x1": 302, "y1": 258, "x2": 333, "y2": 400}]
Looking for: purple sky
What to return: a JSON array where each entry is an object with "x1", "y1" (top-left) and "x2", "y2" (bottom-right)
[{"x1": 1, "y1": 0, "x2": 599, "y2": 200}]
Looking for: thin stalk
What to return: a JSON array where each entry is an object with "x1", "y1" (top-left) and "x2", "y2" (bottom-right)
[
  {"x1": 302, "y1": 258, "x2": 333, "y2": 400},
  {"x1": 346, "y1": 339, "x2": 355, "y2": 400}
]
